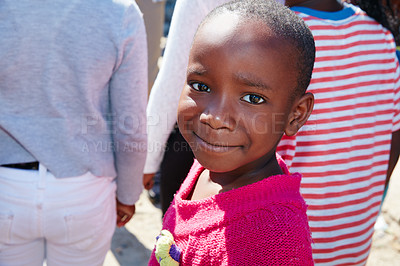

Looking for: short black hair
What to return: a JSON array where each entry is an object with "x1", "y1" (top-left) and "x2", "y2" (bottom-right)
[
  {"x1": 200, "y1": 0, "x2": 316, "y2": 97},
  {"x1": 355, "y1": 0, "x2": 399, "y2": 45}
]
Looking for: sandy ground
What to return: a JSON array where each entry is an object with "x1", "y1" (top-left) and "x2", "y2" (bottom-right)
[
  {"x1": 104, "y1": 160, "x2": 400, "y2": 266},
  {"x1": 365, "y1": 160, "x2": 400, "y2": 266}
]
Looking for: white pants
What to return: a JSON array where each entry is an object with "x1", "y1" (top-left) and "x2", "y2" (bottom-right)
[{"x1": 0, "y1": 164, "x2": 116, "y2": 266}]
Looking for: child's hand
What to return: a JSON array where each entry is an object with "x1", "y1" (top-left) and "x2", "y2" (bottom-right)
[
  {"x1": 116, "y1": 199, "x2": 135, "y2": 228},
  {"x1": 143, "y1": 173, "x2": 155, "y2": 190}
]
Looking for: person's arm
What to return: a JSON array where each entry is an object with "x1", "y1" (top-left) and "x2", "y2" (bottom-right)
[
  {"x1": 387, "y1": 43, "x2": 400, "y2": 187},
  {"x1": 387, "y1": 48, "x2": 400, "y2": 189},
  {"x1": 110, "y1": 3, "x2": 148, "y2": 224},
  {"x1": 386, "y1": 129, "x2": 400, "y2": 189}
]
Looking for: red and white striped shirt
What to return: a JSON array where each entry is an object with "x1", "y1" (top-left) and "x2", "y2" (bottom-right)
[{"x1": 277, "y1": 4, "x2": 400, "y2": 266}]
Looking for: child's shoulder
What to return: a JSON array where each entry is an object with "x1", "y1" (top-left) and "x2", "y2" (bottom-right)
[
  {"x1": 222, "y1": 200, "x2": 313, "y2": 264},
  {"x1": 224, "y1": 185, "x2": 307, "y2": 224}
]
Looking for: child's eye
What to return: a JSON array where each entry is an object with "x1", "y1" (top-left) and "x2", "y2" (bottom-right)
[
  {"x1": 242, "y1": 94, "x2": 265, "y2": 104},
  {"x1": 191, "y1": 82, "x2": 210, "y2": 92}
]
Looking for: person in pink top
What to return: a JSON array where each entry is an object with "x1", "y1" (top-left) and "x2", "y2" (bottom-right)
[{"x1": 148, "y1": 0, "x2": 316, "y2": 265}]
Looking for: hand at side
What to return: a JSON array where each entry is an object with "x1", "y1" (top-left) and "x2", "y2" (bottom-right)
[
  {"x1": 143, "y1": 173, "x2": 156, "y2": 190},
  {"x1": 116, "y1": 199, "x2": 136, "y2": 228}
]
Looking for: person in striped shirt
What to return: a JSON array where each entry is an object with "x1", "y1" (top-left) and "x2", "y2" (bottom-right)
[{"x1": 279, "y1": 0, "x2": 400, "y2": 265}]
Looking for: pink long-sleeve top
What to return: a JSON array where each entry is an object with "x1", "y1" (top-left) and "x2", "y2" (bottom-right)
[{"x1": 149, "y1": 157, "x2": 314, "y2": 265}]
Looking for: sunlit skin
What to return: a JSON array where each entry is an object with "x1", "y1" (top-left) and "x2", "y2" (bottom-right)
[
  {"x1": 177, "y1": 13, "x2": 314, "y2": 200},
  {"x1": 141, "y1": 0, "x2": 340, "y2": 191}
]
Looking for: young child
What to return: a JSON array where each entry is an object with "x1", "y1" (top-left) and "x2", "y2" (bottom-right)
[{"x1": 148, "y1": 0, "x2": 316, "y2": 265}]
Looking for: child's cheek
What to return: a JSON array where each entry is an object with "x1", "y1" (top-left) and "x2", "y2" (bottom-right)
[
  {"x1": 244, "y1": 111, "x2": 286, "y2": 136},
  {"x1": 177, "y1": 95, "x2": 198, "y2": 135}
]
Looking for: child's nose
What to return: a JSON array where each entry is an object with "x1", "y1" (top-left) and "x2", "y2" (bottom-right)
[{"x1": 199, "y1": 97, "x2": 236, "y2": 131}]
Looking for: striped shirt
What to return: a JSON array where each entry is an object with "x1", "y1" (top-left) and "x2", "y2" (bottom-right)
[{"x1": 277, "y1": 4, "x2": 400, "y2": 266}]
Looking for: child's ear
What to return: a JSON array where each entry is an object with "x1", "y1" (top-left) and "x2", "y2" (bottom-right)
[{"x1": 285, "y1": 92, "x2": 314, "y2": 136}]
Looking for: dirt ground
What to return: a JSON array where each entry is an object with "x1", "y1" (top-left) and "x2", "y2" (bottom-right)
[{"x1": 104, "y1": 160, "x2": 400, "y2": 266}]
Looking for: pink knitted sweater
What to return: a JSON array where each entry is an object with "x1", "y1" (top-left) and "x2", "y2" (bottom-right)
[{"x1": 149, "y1": 156, "x2": 314, "y2": 265}]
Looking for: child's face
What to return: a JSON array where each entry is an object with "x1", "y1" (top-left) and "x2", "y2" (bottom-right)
[{"x1": 177, "y1": 13, "x2": 301, "y2": 173}]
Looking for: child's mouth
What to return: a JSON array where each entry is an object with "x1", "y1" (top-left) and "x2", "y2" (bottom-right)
[{"x1": 193, "y1": 132, "x2": 241, "y2": 153}]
